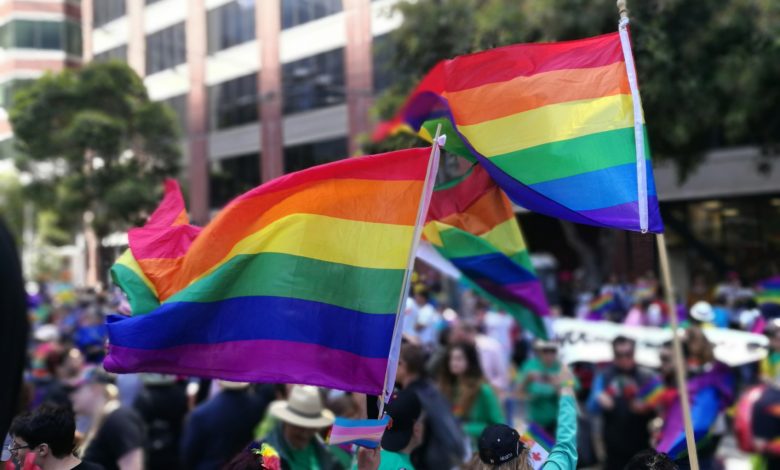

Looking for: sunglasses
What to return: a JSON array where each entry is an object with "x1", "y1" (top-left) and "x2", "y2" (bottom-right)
[{"x1": 7, "y1": 442, "x2": 31, "y2": 453}]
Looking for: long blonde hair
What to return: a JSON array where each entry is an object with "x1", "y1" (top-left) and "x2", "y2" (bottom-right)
[{"x1": 463, "y1": 448, "x2": 533, "y2": 470}]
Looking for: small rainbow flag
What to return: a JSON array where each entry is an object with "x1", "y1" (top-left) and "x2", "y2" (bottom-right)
[
  {"x1": 638, "y1": 377, "x2": 665, "y2": 407},
  {"x1": 525, "y1": 423, "x2": 555, "y2": 452},
  {"x1": 757, "y1": 276, "x2": 780, "y2": 305},
  {"x1": 104, "y1": 148, "x2": 438, "y2": 395},
  {"x1": 327, "y1": 416, "x2": 391, "y2": 449},
  {"x1": 424, "y1": 165, "x2": 549, "y2": 337},
  {"x1": 586, "y1": 292, "x2": 616, "y2": 320},
  {"x1": 375, "y1": 28, "x2": 663, "y2": 234}
]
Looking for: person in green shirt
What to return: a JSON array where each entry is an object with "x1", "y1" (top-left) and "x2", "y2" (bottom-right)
[
  {"x1": 264, "y1": 385, "x2": 344, "y2": 470},
  {"x1": 437, "y1": 341, "x2": 505, "y2": 444},
  {"x1": 517, "y1": 340, "x2": 577, "y2": 436},
  {"x1": 467, "y1": 364, "x2": 578, "y2": 470}
]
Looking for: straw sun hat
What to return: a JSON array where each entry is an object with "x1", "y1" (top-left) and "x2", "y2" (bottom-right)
[{"x1": 269, "y1": 385, "x2": 335, "y2": 429}]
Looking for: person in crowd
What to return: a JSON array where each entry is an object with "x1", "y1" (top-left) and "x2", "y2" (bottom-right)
[
  {"x1": 34, "y1": 346, "x2": 84, "y2": 408},
  {"x1": 710, "y1": 295, "x2": 731, "y2": 329},
  {"x1": 70, "y1": 367, "x2": 144, "y2": 470},
  {"x1": 181, "y1": 380, "x2": 268, "y2": 470},
  {"x1": 760, "y1": 320, "x2": 780, "y2": 384},
  {"x1": 264, "y1": 385, "x2": 342, "y2": 469},
  {"x1": 369, "y1": 388, "x2": 425, "y2": 470},
  {"x1": 482, "y1": 307, "x2": 515, "y2": 363},
  {"x1": 752, "y1": 369, "x2": 780, "y2": 470},
  {"x1": 395, "y1": 343, "x2": 466, "y2": 469},
  {"x1": 412, "y1": 289, "x2": 441, "y2": 349},
  {"x1": 587, "y1": 336, "x2": 657, "y2": 470},
  {"x1": 450, "y1": 321, "x2": 510, "y2": 392},
  {"x1": 517, "y1": 341, "x2": 571, "y2": 436},
  {"x1": 437, "y1": 341, "x2": 504, "y2": 444},
  {"x1": 689, "y1": 302, "x2": 716, "y2": 329},
  {"x1": 466, "y1": 364, "x2": 578, "y2": 470},
  {"x1": 8, "y1": 403, "x2": 103, "y2": 470},
  {"x1": 624, "y1": 299, "x2": 666, "y2": 327},
  {"x1": 132, "y1": 374, "x2": 189, "y2": 470},
  {"x1": 623, "y1": 450, "x2": 678, "y2": 470}
]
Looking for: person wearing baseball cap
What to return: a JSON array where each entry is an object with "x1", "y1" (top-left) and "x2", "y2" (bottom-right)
[{"x1": 376, "y1": 388, "x2": 424, "y2": 470}]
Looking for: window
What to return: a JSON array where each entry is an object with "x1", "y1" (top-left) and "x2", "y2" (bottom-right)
[
  {"x1": 0, "y1": 20, "x2": 82, "y2": 55},
  {"x1": 209, "y1": 153, "x2": 260, "y2": 208},
  {"x1": 284, "y1": 137, "x2": 347, "y2": 173},
  {"x1": 207, "y1": 0, "x2": 256, "y2": 54},
  {"x1": 282, "y1": 48, "x2": 344, "y2": 115},
  {"x1": 372, "y1": 34, "x2": 398, "y2": 94},
  {"x1": 93, "y1": 44, "x2": 128, "y2": 63},
  {"x1": 208, "y1": 73, "x2": 259, "y2": 130},
  {"x1": 146, "y1": 22, "x2": 186, "y2": 74},
  {"x1": 93, "y1": 0, "x2": 126, "y2": 28},
  {"x1": 159, "y1": 94, "x2": 188, "y2": 133},
  {"x1": 281, "y1": 0, "x2": 342, "y2": 30}
]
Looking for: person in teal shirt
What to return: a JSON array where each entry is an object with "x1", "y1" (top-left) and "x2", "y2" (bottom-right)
[
  {"x1": 469, "y1": 365, "x2": 578, "y2": 469},
  {"x1": 352, "y1": 388, "x2": 424, "y2": 470},
  {"x1": 518, "y1": 340, "x2": 577, "y2": 435},
  {"x1": 437, "y1": 341, "x2": 505, "y2": 444}
]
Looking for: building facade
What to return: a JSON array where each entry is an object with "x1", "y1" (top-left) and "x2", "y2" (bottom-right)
[
  {"x1": 0, "y1": 0, "x2": 83, "y2": 153},
  {"x1": 83, "y1": 0, "x2": 401, "y2": 224}
]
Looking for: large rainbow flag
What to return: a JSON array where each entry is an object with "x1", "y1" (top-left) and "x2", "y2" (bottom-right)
[
  {"x1": 104, "y1": 148, "x2": 438, "y2": 395},
  {"x1": 375, "y1": 27, "x2": 663, "y2": 233},
  {"x1": 110, "y1": 179, "x2": 201, "y2": 315},
  {"x1": 656, "y1": 362, "x2": 734, "y2": 458},
  {"x1": 423, "y1": 165, "x2": 548, "y2": 337}
]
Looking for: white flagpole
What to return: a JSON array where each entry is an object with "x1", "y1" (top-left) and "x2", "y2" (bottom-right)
[{"x1": 378, "y1": 124, "x2": 443, "y2": 416}]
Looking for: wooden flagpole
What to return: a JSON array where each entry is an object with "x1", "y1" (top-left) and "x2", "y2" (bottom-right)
[
  {"x1": 616, "y1": 1, "x2": 699, "y2": 466},
  {"x1": 657, "y1": 233, "x2": 700, "y2": 469}
]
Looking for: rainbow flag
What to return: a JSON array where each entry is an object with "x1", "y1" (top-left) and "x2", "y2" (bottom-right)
[
  {"x1": 525, "y1": 423, "x2": 555, "y2": 452},
  {"x1": 328, "y1": 416, "x2": 390, "y2": 449},
  {"x1": 424, "y1": 165, "x2": 548, "y2": 337},
  {"x1": 586, "y1": 292, "x2": 616, "y2": 320},
  {"x1": 656, "y1": 362, "x2": 734, "y2": 458},
  {"x1": 757, "y1": 276, "x2": 780, "y2": 305},
  {"x1": 637, "y1": 376, "x2": 665, "y2": 407},
  {"x1": 104, "y1": 148, "x2": 438, "y2": 395},
  {"x1": 110, "y1": 179, "x2": 201, "y2": 315},
  {"x1": 375, "y1": 28, "x2": 663, "y2": 233}
]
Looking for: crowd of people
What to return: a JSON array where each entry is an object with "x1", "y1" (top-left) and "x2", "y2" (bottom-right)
[{"x1": 3, "y1": 267, "x2": 780, "y2": 470}]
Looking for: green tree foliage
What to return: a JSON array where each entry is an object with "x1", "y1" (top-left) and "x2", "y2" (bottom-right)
[
  {"x1": 373, "y1": 0, "x2": 780, "y2": 177},
  {"x1": 8, "y1": 61, "x2": 181, "y2": 241}
]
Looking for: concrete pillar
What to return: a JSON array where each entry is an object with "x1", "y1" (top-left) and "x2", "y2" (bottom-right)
[
  {"x1": 344, "y1": 0, "x2": 373, "y2": 156},
  {"x1": 258, "y1": 0, "x2": 284, "y2": 180},
  {"x1": 186, "y1": 0, "x2": 210, "y2": 223},
  {"x1": 127, "y1": 0, "x2": 145, "y2": 76}
]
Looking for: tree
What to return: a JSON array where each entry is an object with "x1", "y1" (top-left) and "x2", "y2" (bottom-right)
[
  {"x1": 373, "y1": 0, "x2": 780, "y2": 178},
  {"x1": 8, "y1": 61, "x2": 181, "y2": 283}
]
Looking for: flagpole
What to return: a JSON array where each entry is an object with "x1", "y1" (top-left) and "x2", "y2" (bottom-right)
[
  {"x1": 377, "y1": 124, "x2": 443, "y2": 417},
  {"x1": 657, "y1": 232, "x2": 699, "y2": 469}
]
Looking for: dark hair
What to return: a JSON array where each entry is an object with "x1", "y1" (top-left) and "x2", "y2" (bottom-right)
[
  {"x1": 400, "y1": 343, "x2": 427, "y2": 378},
  {"x1": 437, "y1": 342, "x2": 484, "y2": 416},
  {"x1": 624, "y1": 449, "x2": 678, "y2": 470},
  {"x1": 613, "y1": 335, "x2": 636, "y2": 350},
  {"x1": 10, "y1": 404, "x2": 76, "y2": 458}
]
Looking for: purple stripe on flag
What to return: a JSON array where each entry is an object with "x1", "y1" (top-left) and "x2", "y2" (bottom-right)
[
  {"x1": 105, "y1": 340, "x2": 388, "y2": 395},
  {"x1": 477, "y1": 279, "x2": 549, "y2": 317}
]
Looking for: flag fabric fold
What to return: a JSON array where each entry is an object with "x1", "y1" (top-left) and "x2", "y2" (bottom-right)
[
  {"x1": 375, "y1": 31, "x2": 663, "y2": 233},
  {"x1": 424, "y1": 165, "x2": 549, "y2": 338},
  {"x1": 104, "y1": 148, "x2": 438, "y2": 395}
]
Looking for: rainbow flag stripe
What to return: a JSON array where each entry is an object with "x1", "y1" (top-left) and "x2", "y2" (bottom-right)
[
  {"x1": 104, "y1": 148, "x2": 436, "y2": 394},
  {"x1": 424, "y1": 165, "x2": 548, "y2": 337},
  {"x1": 526, "y1": 423, "x2": 555, "y2": 452},
  {"x1": 375, "y1": 31, "x2": 663, "y2": 233},
  {"x1": 328, "y1": 416, "x2": 390, "y2": 449},
  {"x1": 111, "y1": 179, "x2": 200, "y2": 315},
  {"x1": 757, "y1": 276, "x2": 780, "y2": 305},
  {"x1": 638, "y1": 377, "x2": 665, "y2": 407}
]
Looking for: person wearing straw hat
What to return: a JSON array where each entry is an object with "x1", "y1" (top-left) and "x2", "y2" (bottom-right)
[{"x1": 265, "y1": 385, "x2": 341, "y2": 470}]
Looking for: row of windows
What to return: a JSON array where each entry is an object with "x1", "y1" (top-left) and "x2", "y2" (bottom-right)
[
  {"x1": 207, "y1": 0, "x2": 256, "y2": 55},
  {"x1": 146, "y1": 22, "x2": 186, "y2": 74},
  {"x1": 0, "y1": 20, "x2": 81, "y2": 55},
  {"x1": 93, "y1": 0, "x2": 126, "y2": 28},
  {"x1": 208, "y1": 73, "x2": 258, "y2": 130},
  {"x1": 282, "y1": 48, "x2": 345, "y2": 115},
  {"x1": 282, "y1": 0, "x2": 342, "y2": 30}
]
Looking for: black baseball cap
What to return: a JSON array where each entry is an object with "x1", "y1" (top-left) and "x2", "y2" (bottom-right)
[
  {"x1": 381, "y1": 389, "x2": 422, "y2": 452},
  {"x1": 478, "y1": 424, "x2": 524, "y2": 465}
]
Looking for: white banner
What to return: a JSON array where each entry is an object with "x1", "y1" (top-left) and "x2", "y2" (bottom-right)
[{"x1": 553, "y1": 318, "x2": 768, "y2": 368}]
